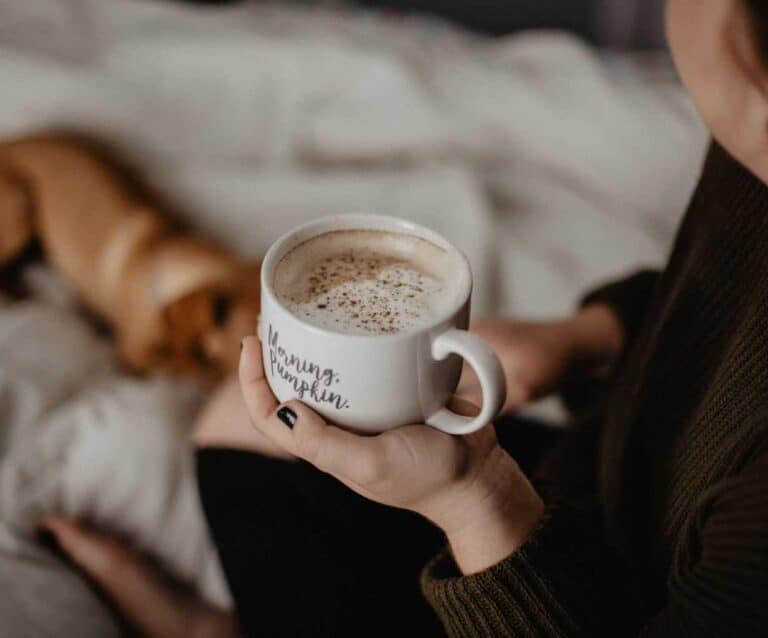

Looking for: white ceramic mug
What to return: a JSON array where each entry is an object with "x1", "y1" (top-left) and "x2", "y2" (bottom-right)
[{"x1": 259, "y1": 214, "x2": 505, "y2": 434}]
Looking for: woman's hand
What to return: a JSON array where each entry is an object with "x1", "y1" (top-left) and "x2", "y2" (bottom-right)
[
  {"x1": 459, "y1": 304, "x2": 624, "y2": 411},
  {"x1": 239, "y1": 337, "x2": 545, "y2": 574},
  {"x1": 40, "y1": 517, "x2": 238, "y2": 638}
]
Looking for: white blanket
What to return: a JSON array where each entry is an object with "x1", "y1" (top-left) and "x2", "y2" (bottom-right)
[
  {"x1": 0, "y1": 0, "x2": 708, "y2": 621},
  {"x1": 0, "y1": 272, "x2": 231, "y2": 608}
]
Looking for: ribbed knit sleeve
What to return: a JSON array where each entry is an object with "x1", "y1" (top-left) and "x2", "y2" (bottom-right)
[
  {"x1": 421, "y1": 451, "x2": 768, "y2": 638},
  {"x1": 421, "y1": 503, "x2": 624, "y2": 638},
  {"x1": 581, "y1": 270, "x2": 659, "y2": 356}
]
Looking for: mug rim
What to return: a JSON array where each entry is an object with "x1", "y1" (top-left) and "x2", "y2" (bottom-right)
[{"x1": 261, "y1": 213, "x2": 473, "y2": 342}]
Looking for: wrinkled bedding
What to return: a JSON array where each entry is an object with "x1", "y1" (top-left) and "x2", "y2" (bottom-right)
[{"x1": 0, "y1": 0, "x2": 708, "y2": 630}]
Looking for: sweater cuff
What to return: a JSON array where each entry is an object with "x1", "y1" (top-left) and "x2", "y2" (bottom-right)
[
  {"x1": 559, "y1": 270, "x2": 659, "y2": 417},
  {"x1": 580, "y1": 270, "x2": 659, "y2": 353},
  {"x1": 421, "y1": 504, "x2": 603, "y2": 637}
]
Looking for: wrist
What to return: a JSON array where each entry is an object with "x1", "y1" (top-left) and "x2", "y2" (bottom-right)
[{"x1": 438, "y1": 448, "x2": 544, "y2": 575}]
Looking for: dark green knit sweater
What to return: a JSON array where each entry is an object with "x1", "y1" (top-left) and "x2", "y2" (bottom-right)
[{"x1": 420, "y1": 143, "x2": 768, "y2": 637}]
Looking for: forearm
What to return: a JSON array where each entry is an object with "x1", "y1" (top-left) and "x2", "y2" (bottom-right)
[
  {"x1": 439, "y1": 305, "x2": 623, "y2": 571},
  {"x1": 423, "y1": 454, "x2": 768, "y2": 638}
]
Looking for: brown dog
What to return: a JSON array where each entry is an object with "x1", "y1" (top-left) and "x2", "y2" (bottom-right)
[{"x1": 0, "y1": 135, "x2": 260, "y2": 377}]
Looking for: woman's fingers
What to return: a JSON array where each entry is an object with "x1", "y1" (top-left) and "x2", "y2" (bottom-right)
[
  {"x1": 239, "y1": 336, "x2": 463, "y2": 491},
  {"x1": 267, "y1": 400, "x2": 394, "y2": 486},
  {"x1": 264, "y1": 399, "x2": 393, "y2": 487},
  {"x1": 239, "y1": 337, "x2": 382, "y2": 481},
  {"x1": 456, "y1": 379, "x2": 482, "y2": 407},
  {"x1": 448, "y1": 395, "x2": 481, "y2": 418},
  {"x1": 41, "y1": 517, "x2": 237, "y2": 638}
]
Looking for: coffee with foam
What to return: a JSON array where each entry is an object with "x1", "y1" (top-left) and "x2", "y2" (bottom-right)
[{"x1": 273, "y1": 229, "x2": 465, "y2": 335}]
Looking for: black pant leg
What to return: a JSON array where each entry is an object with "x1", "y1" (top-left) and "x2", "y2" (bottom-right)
[
  {"x1": 196, "y1": 449, "x2": 444, "y2": 638},
  {"x1": 196, "y1": 418, "x2": 562, "y2": 637},
  {"x1": 493, "y1": 414, "x2": 564, "y2": 476}
]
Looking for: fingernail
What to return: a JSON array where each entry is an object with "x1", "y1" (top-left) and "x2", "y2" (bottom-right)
[
  {"x1": 240, "y1": 340, "x2": 244, "y2": 351},
  {"x1": 276, "y1": 406, "x2": 297, "y2": 429}
]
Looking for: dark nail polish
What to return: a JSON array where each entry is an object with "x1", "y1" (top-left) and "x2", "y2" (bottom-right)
[{"x1": 276, "y1": 406, "x2": 297, "y2": 429}]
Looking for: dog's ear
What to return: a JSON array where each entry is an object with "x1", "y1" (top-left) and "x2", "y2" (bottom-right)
[
  {"x1": 114, "y1": 293, "x2": 205, "y2": 375},
  {"x1": 0, "y1": 174, "x2": 33, "y2": 266},
  {"x1": 130, "y1": 263, "x2": 262, "y2": 377},
  {"x1": 159, "y1": 287, "x2": 243, "y2": 377},
  {"x1": 162, "y1": 289, "x2": 218, "y2": 369}
]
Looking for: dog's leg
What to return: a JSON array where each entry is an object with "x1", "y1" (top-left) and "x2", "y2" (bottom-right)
[{"x1": 0, "y1": 173, "x2": 33, "y2": 266}]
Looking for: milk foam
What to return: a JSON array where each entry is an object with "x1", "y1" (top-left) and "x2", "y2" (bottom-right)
[{"x1": 273, "y1": 230, "x2": 464, "y2": 335}]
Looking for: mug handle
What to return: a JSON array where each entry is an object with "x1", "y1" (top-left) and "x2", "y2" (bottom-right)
[{"x1": 426, "y1": 329, "x2": 506, "y2": 435}]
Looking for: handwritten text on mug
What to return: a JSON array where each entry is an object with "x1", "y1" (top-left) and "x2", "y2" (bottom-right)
[{"x1": 267, "y1": 324, "x2": 350, "y2": 409}]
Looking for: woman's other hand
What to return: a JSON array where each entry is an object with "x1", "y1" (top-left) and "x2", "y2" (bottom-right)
[
  {"x1": 459, "y1": 304, "x2": 624, "y2": 411},
  {"x1": 40, "y1": 517, "x2": 238, "y2": 638},
  {"x1": 239, "y1": 337, "x2": 544, "y2": 575}
]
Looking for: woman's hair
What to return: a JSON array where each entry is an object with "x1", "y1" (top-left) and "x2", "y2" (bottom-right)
[{"x1": 747, "y1": 0, "x2": 768, "y2": 59}]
